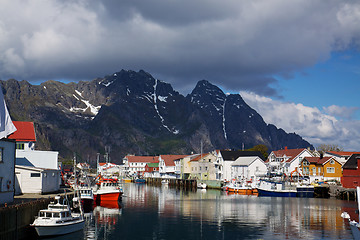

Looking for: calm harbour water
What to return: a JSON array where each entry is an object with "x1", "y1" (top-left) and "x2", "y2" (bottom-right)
[{"x1": 41, "y1": 183, "x2": 357, "y2": 240}]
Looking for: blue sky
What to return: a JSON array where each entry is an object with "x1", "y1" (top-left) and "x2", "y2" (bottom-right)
[
  {"x1": 0, "y1": 0, "x2": 360, "y2": 150},
  {"x1": 275, "y1": 50, "x2": 360, "y2": 120}
]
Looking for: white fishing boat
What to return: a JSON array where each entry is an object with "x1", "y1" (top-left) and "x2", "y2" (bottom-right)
[
  {"x1": 341, "y1": 186, "x2": 360, "y2": 239},
  {"x1": 31, "y1": 194, "x2": 85, "y2": 237}
]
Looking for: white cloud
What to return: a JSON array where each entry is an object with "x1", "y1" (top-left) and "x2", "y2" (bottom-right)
[
  {"x1": 323, "y1": 105, "x2": 359, "y2": 119},
  {"x1": 241, "y1": 91, "x2": 360, "y2": 151}
]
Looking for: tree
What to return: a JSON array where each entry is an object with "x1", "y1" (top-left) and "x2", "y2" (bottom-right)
[
  {"x1": 246, "y1": 144, "x2": 269, "y2": 159},
  {"x1": 317, "y1": 144, "x2": 344, "y2": 155}
]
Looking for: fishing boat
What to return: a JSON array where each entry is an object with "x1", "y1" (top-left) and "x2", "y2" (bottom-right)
[
  {"x1": 257, "y1": 179, "x2": 314, "y2": 197},
  {"x1": 93, "y1": 177, "x2": 123, "y2": 204},
  {"x1": 77, "y1": 186, "x2": 94, "y2": 212},
  {"x1": 31, "y1": 194, "x2": 84, "y2": 237},
  {"x1": 226, "y1": 181, "x2": 253, "y2": 195},
  {"x1": 341, "y1": 186, "x2": 360, "y2": 239}
]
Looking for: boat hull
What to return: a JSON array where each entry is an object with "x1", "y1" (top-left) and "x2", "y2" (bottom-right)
[
  {"x1": 94, "y1": 192, "x2": 122, "y2": 204},
  {"x1": 33, "y1": 219, "x2": 85, "y2": 237},
  {"x1": 257, "y1": 188, "x2": 297, "y2": 197},
  {"x1": 296, "y1": 186, "x2": 314, "y2": 198},
  {"x1": 81, "y1": 198, "x2": 94, "y2": 213}
]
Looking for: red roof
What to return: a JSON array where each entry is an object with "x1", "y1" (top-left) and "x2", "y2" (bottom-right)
[
  {"x1": 271, "y1": 148, "x2": 306, "y2": 163},
  {"x1": 190, "y1": 153, "x2": 208, "y2": 162},
  {"x1": 8, "y1": 121, "x2": 36, "y2": 142},
  {"x1": 303, "y1": 156, "x2": 333, "y2": 165},
  {"x1": 160, "y1": 155, "x2": 188, "y2": 166},
  {"x1": 126, "y1": 156, "x2": 159, "y2": 163},
  {"x1": 327, "y1": 151, "x2": 360, "y2": 156}
]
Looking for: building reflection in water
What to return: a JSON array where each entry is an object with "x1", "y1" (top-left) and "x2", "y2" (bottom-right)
[{"x1": 79, "y1": 183, "x2": 354, "y2": 239}]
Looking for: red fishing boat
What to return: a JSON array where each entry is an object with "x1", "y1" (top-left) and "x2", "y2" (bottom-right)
[{"x1": 93, "y1": 177, "x2": 123, "y2": 204}]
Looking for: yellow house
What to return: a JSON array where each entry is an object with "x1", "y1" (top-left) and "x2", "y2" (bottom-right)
[{"x1": 300, "y1": 156, "x2": 342, "y2": 182}]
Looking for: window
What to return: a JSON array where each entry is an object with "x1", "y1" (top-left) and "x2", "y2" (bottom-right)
[
  {"x1": 16, "y1": 143, "x2": 25, "y2": 150},
  {"x1": 330, "y1": 160, "x2": 335, "y2": 165},
  {"x1": 256, "y1": 166, "x2": 259, "y2": 172},
  {"x1": 327, "y1": 167, "x2": 335, "y2": 173},
  {"x1": 0, "y1": 148, "x2": 3, "y2": 162},
  {"x1": 312, "y1": 167, "x2": 316, "y2": 174},
  {"x1": 31, "y1": 173, "x2": 41, "y2": 177}
]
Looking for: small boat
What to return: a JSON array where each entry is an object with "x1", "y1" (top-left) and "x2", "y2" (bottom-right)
[
  {"x1": 77, "y1": 186, "x2": 94, "y2": 212},
  {"x1": 135, "y1": 178, "x2": 146, "y2": 183},
  {"x1": 227, "y1": 181, "x2": 253, "y2": 195},
  {"x1": 341, "y1": 186, "x2": 360, "y2": 239},
  {"x1": 161, "y1": 179, "x2": 169, "y2": 185},
  {"x1": 93, "y1": 178, "x2": 123, "y2": 204},
  {"x1": 31, "y1": 194, "x2": 84, "y2": 237},
  {"x1": 197, "y1": 182, "x2": 207, "y2": 189}
]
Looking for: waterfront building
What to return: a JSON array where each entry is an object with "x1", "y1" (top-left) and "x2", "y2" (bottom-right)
[
  {"x1": 7, "y1": 121, "x2": 60, "y2": 195},
  {"x1": 341, "y1": 154, "x2": 360, "y2": 188},
  {"x1": 144, "y1": 162, "x2": 159, "y2": 178},
  {"x1": 14, "y1": 165, "x2": 60, "y2": 194},
  {"x1": 0, "y1": 139, "x2": 16, "y2": 205},
  {"x1": 216, "y1": 150, "x2": 265, "y2": 182},
  {"x1": 231, "y1": 156, "x2": 267, "y2": 183},
  {"x1": 300, "y1": 156, "x2": 342, "y2": 183},
  {"x1": 267, "y1": 147, "x2": 314, "y2": 176},
  {"x1": 324, "y1": 151, "x2": 360, "y2": 165},
  {"x1": 180, "y1": 154, "x2": 200, "y2": 179},
  {"x1": 189, "y1": 152, "x2": 218, "y2": 180},
  {"x1": 98, "y1": 162, "x2": 121, "y2": 177},
  {"x1": 123, "y1": 155, "x2": 158, "y2": 176},
  {"x1": 159, "y1": 155, "x2": 188, "y2": 179}
]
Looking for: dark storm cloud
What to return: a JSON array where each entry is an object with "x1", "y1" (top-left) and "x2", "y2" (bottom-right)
[{"x1": 0, "y1": 0, "x2": 360, "y2": 96}]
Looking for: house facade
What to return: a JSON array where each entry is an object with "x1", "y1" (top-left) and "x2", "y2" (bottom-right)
[
  {"x1": 123, "y1": 155, "x2": 159, "y2": 176},
  {"x1": 216, "y1": 150, "x2": 265, "y2": 182},
  {"x1": 180, "y1": 154, "x2": 200, "y2": 179},
  {"x1": 341, "y1": 154, "x2": 360, "y2": 188},
  {"x1": 231, "y1": 156, "x2": 267, "y2": 183},
  {"x1": 189, "y1": 152, "x2": 218, "y2": 181},
  {"x1": 300, "y1": 156, "x2": 342, "y2": 182},
  {"x1": 267, "y1": 147, "x2": 314, "y2": 175},
  {"x1": 144, "y1": 163, "x2": 159, "y2": 178},
  {"x1": 159, "y1": 155, "x2": 188, "y2": 179},
  {"x1": 0, "y1": 139, "x2": 16, "y2": 205},
  {"x1": 324, "y1": 151, "x2": 360, "y2": 165},
  {"x1": 14, "y1": 165, "x2": 60, "y2": 194}
]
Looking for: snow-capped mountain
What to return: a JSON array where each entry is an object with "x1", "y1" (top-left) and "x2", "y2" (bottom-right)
[{"x1": 1, "y1": 70, "x2": 312, "y2": 163}]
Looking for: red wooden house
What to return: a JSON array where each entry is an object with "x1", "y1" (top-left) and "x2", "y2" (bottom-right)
[{"x1": 341, "y1": 154, "x2": 360, "y2": 188}]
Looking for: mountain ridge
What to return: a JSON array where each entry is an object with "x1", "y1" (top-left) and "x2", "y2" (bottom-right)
[{"x1": 1, "y1": 69, "x2": 313, "y2": 164}]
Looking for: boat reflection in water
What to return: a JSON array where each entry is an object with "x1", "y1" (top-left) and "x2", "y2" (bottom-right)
[{"x1": 42, "y1": 184, "x2": 355, "y2": 239}]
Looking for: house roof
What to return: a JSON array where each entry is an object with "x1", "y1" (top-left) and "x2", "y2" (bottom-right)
[
  {"x1": 231, "y1": 156, "x2": 261, "y2": 166},
  {"x1": 125, "y1": 156, "x2": 159, "y2": 163},
  {"x1": 326, "y1": 151, "x2": 360, "y2": 157},
  {"x1": 160, "y1": 155, "x2": 188, "y2": 166},
  {"x1": 190, "y1": 153, "x2": 209, "y2": 162},
  {"x1": 342, "y1": 154, "x2": 360, "y2": 169},
  {"x1": 220, "y1": 150, "x2": 265, "y2": 161},
  {"x1": 8, "y1": 121, "x2": 36, "y2": 142},
  {"x1": 146, "y1": 163, "x2": 159, "y2": 168},
  {"x1": 269, "y1": 148, "x2": 307, "y2": 163},
  {"x1": 303, "y1": 156, "x2": 333, "y2": 165}
]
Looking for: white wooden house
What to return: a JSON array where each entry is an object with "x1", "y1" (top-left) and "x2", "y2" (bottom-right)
[
  {"x1": 123, "y1": 155, "x2": 159, "y2": 176},
  {"x1": 14, "y1": 165, "x2": 60, "y2": 194},
  {"x1": 267, "y1": 147, "x2": 314, "y2": 176},
  {"x1": 159, "y1": 155, "x2": 188, "y2": 179},
  {"x1": 231, "y1": 156, "x2": 267, "y2": 182},
  {"x1": 216, "y1": 150, "x2": 266, "y2": 182},
  {"x1": 8, "y1": 121, "x2": 60, "y2": 194}
]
